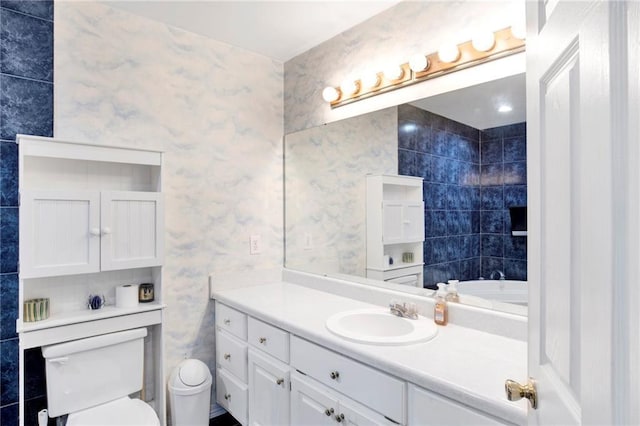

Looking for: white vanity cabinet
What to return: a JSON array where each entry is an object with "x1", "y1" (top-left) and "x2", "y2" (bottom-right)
[
  {"x1": 366, "y1": 175, "x2": 424, "y2": 286},
  {"x1": 21, "y1": 190, "x2": 163, "y2": 278},
  {"x1": 408, "y1": 384, "x2": 512, "y2": 426}
]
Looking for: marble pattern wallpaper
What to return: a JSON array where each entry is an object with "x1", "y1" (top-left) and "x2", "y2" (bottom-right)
[
  {"x1": 285, "y1": 107, "x2": 397, "y2": 276},
  {"x1": 284, "y1": 1, "x2": 524, "y2": 133},
  {"x1": 0, "y1": 1, "x2": 53, "y2": 424},
  {"x1": 54, "y1": 1, "x2": 283, "y2": 416}
]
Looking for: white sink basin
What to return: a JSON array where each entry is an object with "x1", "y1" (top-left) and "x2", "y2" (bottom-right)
[{"x1": 325, "y1": 308, "x2": 438, "y2": 345}]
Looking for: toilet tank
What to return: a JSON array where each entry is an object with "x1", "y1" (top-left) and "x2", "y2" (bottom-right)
[{"x1": 42, "y1": 328, "x2": 147, "y2": 417}]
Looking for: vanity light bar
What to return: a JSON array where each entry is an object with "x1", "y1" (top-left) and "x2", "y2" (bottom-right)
[{"x1": 323, "y1": 26, "x2": 525, "y2": 108}]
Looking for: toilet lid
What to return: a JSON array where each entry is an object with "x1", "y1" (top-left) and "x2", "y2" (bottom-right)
[{"x1": 67, "y1": 397, "x2": 160, "y2": 426}]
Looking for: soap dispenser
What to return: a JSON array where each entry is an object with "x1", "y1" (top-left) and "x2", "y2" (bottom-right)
[
  {"x1": 446, "y1": 279, "x2": 460, "y2": 303},
  {"x1": 434, "y1": 283, "x2": 448, "y2": 326}
]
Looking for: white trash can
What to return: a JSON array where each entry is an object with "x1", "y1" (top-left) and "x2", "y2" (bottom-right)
[{"x1": 169, "y1": 359, "x2": 212, "y2": 426}]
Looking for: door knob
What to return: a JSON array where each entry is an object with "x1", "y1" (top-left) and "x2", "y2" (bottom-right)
[
  {"x1": 505, "y1": 378, "x2": 538, "y2": 409},
  {"x1": 335, "y1": 413, "x2": 345, "y2": 423},
  {"x1": 259, "y1": 337, "x2": 267, "y2": 344},
  {"x1": 90, "y1": 228, "x2": 101, "y2": 237},
  {"x1": 102, "y1": 227, "x2": 112, "y2": 235},
  {"x1": 330, "y1": 371, "x2": 340, "y2": 380},
  {"x1": 276, "y1": 378, "x2": 284, "y2": 385},
  {"x1": 324, "y1": 408, "x2": 334, "y2": 416}
]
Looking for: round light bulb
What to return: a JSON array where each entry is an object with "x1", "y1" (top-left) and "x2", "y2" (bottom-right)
[
  {"x1": 438, "y1": 44, "x2": 460, "y2": 63},
  {"x1": 471, "y1": 31, "x2": 495, "y2": 52},
  {"x1": 384, "y1": 64, "x2": 404, "y2": 81},
  {"x1": 361, "y1": 72, "x2": 380, "y2": 89},
  {"x1": 322, "y1": 86, "x2": 340, "y2": 103},
  {"x1": 511, "y1": 23, "x2": 526, "y2": 40},
  {"x1": 409, "y1": 54, "x2": 429, "y2": 72},
  {"x1": 340, "y1": 79, "x2": 359, "y2": 96}
]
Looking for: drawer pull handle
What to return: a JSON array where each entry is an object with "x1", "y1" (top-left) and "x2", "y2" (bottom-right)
[
  {"x1": 223, "y1": 319, "x2": 231, "y2": 325},
  {"x1": 223, "y1": 353, "x2": 231, "y2": 360},
  {"x1": 324, "y1": 408, "x2": 334, "y2": 416},
  {"x1": 330, "y1": 371, "x2": 340, "y2": 380},
  {"x1": 224, "y1": 393, "x2": 231, "y2": 400},
  {"x1": 335, "y1": 413, "x2": 345, "y2": 423},
  {"x1": 259, "y1": 337, "x2": 267, "y2": 344},
  {"x1": 276, "y1": 378, "x2": 284, "y2": 385}
]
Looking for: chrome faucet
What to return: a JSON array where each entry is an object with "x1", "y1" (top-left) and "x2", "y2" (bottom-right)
[
  {"x1": 389, "y1": 301, "x2": 419, "y2": 320},
  {"x1": 489, "y1": 270, "x2": 506, "y2": 280}
]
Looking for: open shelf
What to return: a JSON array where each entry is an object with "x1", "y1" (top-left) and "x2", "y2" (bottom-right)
[{"x1": 19, "y1": 302, "x2": 165, "y2": 333}]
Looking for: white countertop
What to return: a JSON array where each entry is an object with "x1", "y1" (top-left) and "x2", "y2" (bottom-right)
[{"x1": 212, "y1": 280, "x2": 527, "y2": 424}]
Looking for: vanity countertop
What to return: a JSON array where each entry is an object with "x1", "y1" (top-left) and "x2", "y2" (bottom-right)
[{"x1": 212, "y1": 280, "x2": 527, "y2": 424}]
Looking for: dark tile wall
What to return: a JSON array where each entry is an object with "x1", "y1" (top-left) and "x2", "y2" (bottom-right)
[
  {"x1": 480, "y1": 123, "x2": 527, "y2": 280},
  {"x1": 397, "y1": 104, "x2": 481, "y2": 287},
  {"x1": 398, "y1": 105, "x2": 527, "y2": 287},
  {"x1": 0, "y1": 2, "x2": 53, "y2": 424}
]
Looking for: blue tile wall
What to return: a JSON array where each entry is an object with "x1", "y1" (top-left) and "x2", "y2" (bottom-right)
[
  {"x1": 398, "y1": 103, "x2": 527, "y2": 287},
  {"x1": 0, "y1": 2, "x2": 53, "y2": 423},
  {"x1": 479, "y1": 123, "x2": 527, "y2": 280},
  {"x1": 398, "y1": 105, "x2": 481, "y2": 287}
]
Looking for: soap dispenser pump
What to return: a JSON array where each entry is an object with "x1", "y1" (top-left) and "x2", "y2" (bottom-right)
[
  {"x1": 434, "y1": 283, "x2": 448, "y2": 326},
  {"x1": 446, "y1": 279, "x2": 460, "y2": 303}
]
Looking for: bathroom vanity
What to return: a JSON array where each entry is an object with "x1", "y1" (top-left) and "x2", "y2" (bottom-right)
[{"x1": 211, "y1": 270, "x2": 527, "y2": 426}]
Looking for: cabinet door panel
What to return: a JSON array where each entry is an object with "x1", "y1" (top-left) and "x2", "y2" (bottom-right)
[
  {"x1": 100, "y1": 191, "x2": 163, "y2": 270},
  {"x1": 217, "y1": 367, "x2": 248, "y2": 425},
  {"x1": 403, "y1": 202, "x2": 425, "y2": 242},
  {"x1": 21, "y1": 191, "x2": 100, "y2": 278},
  {"x1": 382, "y1": 202, "x2": 404, "y2": 243},
  {"x1": 291, "y1": 374, "x2": 338, "y2": 426},
  {"x1": 248, "y1": 349, "x2": 290, "y2": 426},
  {"x1": 340, "y1": 400, "x2": 395, "y2": 426}
]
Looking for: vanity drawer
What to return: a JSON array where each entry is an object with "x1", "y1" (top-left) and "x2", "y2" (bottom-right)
[
  {"x1": 216, "y1": 302, "x2": 247, "y2": 340},
  {"x1": 290, "y1": 336, "x2": 406, "y2": 424},
  {"x1": 247, "y1": 317, "x2": 290, "y2": 363},
  {"x1": 216, "y1": 329, "x2": 248, "y2": 382},
  {"x1": 216, "y1": 367, "x2": 248, "y2": 425},
  {"x1": 408, "y1": 384, "x2": 511, "y2": 425}
]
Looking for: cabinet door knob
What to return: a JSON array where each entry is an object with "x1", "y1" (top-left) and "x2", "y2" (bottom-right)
[
  {"x1": 276, "y1": 378, "x2": 284, "y2": 385},
  {"x1": 335, "y1": 413, "x2": 345, "y2": 423},
  {"x1": 223, "y1": 319, "x2": 231, "y2": 325},
  {"x1": 324, "y1": 408, "x2": 334, "y2": 416},
  {"x1": 330, "y1": 371, "x2": 340, "y2": 380},
  {"x1": 224, "y1": 393, "x2": 231, "y2": 400},
  {"x1": 259, "y1": 337, "x2": 267, "y2": 344},
  {"x1": 90, "y1": 228, "x2": 101, "y2": 237},
  {"x1": 223, "y1": 353, "x2": 231, "y2": 360},
  {"x1": 101, "y1": 227, "x2": 112, "y2": 235}
]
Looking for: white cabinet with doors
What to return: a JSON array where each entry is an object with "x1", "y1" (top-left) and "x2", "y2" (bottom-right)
[
  {"x1": 366, "y1": 175, "x2": 424, "y2": 286},
  {"x1": 248, "y1": 349, "x2": 290, "y2": 425},
  {"x1": 17, "y1": 135, "x2": 166, "y2": 426},
  {"x1": 21, "y1": 190, "x2": 163, "y2": 278}
]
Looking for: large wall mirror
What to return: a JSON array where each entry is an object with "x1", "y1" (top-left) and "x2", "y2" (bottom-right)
[{"x1": 284, "y1": 73, "x2": 527, "y2": 315}]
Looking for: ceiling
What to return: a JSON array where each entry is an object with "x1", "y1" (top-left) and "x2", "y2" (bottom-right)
[
  {"x1": 103, "y1": 1, "x2": 401, "y2": 62},
  {"x1": 411, "y1": 73, "x2": 526, "y2": 130}
]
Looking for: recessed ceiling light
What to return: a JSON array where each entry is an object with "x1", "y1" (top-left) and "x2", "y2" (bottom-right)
[{"x1": 498, "y1": 104, "x2": 513, "y2": 113}]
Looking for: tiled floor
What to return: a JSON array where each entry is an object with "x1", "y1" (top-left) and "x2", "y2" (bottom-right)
[{"x1": 209, "y1": 413, "x2": 241, "y2": 426}]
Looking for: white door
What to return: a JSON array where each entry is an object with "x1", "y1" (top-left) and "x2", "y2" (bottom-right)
[
  {"x1": 526, "y1": 1, "x2": 636, "y2": 424},
  {"x1": 382, "y1": 201, "x2": 403, "y2": 243},
  {"x1": 20, "y1": 190, "x2": 100, "y2": 278},
  {"x1": 291, "y1": 374, "x2": 337, "y2": 426},
  {"x1": 100, "y1": 191, "x2": 164, "y2": 270},
  {"x1": 402, "y1": 202, "x2": 425, "y2": 242},
  {"x1": 248, "y1": 349, "x2": 290, "y2": 426}
]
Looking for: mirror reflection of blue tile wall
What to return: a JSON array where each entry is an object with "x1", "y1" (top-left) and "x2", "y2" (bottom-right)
[
  {"x1": 0, "y1": 1, "x2": 54, "y2": 424},
  {"x1": 397, "y1": 104, "x2": 526, "y2": 287}
]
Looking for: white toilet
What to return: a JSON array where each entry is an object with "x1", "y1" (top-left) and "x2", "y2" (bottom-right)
[{"x1": 41, "y1": 328, "x2": 160, "y2": 425}]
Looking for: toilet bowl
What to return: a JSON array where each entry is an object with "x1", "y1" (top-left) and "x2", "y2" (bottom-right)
[{"x1": 42, "y1": 328, "x2": 159, "y2": 425}]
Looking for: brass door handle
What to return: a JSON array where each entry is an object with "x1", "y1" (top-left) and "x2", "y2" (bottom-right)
[{"x1": 505, "y1": 378, "x2": 538, "y2": 409}]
